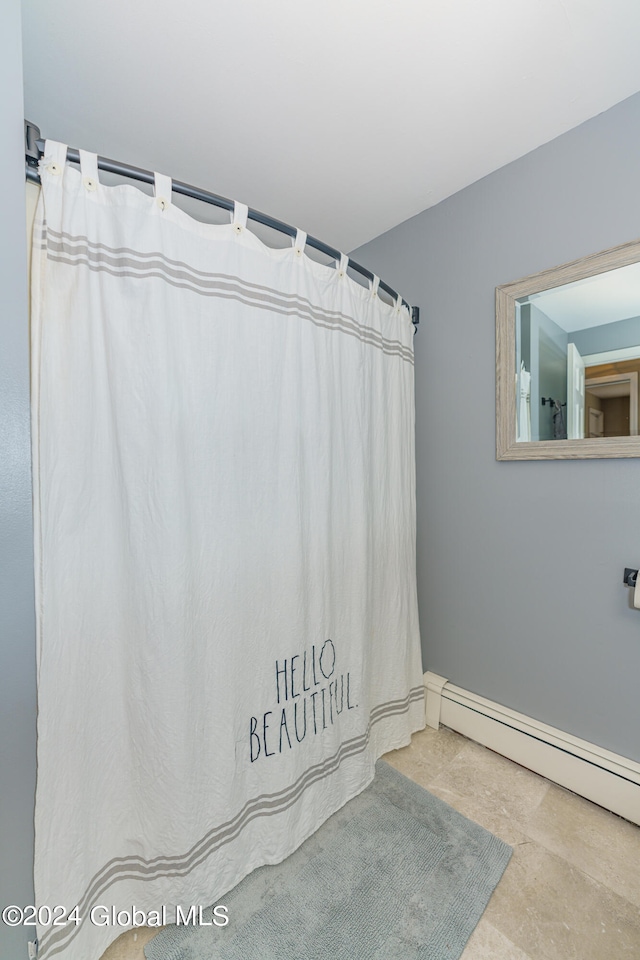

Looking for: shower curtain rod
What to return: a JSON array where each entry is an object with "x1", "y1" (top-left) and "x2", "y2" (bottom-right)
[{"x1": 24, "y1": 121, "x2": 419, "y2": 327}]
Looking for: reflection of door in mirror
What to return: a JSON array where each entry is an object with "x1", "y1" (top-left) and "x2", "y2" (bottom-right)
[
  {"x1": 587, "y1": 407, "x2": 604, "y2": 438},
  {"x1": 583, "y1": 367, "x2": 638, "y2": 436},
  {"x1": 567, "y1": 343, "x2": 585, "y2": 439}
]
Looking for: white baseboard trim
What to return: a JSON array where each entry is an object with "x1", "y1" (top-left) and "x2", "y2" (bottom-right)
[{"x1": 423, "y1": 671, "x2": 640, "y2": 826}]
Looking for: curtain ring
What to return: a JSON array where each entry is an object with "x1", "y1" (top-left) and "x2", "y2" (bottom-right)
[{"x1": 43, "y1": 140, "x2": 68, "y2": 178}]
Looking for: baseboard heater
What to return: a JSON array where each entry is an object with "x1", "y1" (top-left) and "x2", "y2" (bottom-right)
[{"x1": 424, "y1": 672, "x2": 640, "y2": 826}]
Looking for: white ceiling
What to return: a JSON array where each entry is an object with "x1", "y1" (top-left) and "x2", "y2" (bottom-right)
[{"x1": 21, "y1": 0, "x2": 640, "y2": 253}]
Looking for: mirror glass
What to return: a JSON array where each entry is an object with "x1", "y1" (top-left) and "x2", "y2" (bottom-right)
[
  {"x1": 516, "y1": 262, "x2": 640, "y2": 442},
  {"x1": 496, "y1": 238, "x2": 640, "y2": 460}
]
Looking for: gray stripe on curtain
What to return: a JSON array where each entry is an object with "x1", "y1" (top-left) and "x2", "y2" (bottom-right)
[
  {"x1": 36, "y1": 226, "x2": 415, "y2": 365},
  {"x1": 38, "y1": 686, "x2": 425, "y2": 959}
]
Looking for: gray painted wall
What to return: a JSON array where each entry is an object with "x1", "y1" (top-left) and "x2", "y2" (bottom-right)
[
  {"x1": 0, "y1": 2, "x2": 37, "y2": 957},
  {"x1": 353, "y1": 92, "x2": 640, "y2": 763}
]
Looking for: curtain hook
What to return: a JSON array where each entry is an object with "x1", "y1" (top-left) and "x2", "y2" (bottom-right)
[
  {"x1": 79, "y1": 149, "x2": 99, "y2": 192},
  {"x1": 233, "y1": 201, "x2": 249, "y2": 234},
  {"x1": 154, "y1": 172, "x2": 172, "y2": 211},
  {"x1": 293, "y1": 228, "x2": 307, "y2": 258}
]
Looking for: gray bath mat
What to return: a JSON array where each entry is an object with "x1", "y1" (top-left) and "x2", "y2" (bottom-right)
[{"x1": 145, "y1": 760, "x2": 511, "y2": 960}]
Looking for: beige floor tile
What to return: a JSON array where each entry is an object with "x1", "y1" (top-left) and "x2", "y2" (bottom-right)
[
  {"x1": 427, "y1": 739, "x2": 551, "y2": 825},
  {"x1": 461, "y1": 917, "x2": 533, "y2": 959},
  {"x1": 520, "y1": 782, "x2": 640, "y2": 908},
  {"x1": 425, "y1": 780, "x2": 532, "y2": 847},
  {"x1": 483, "y1": 838, "x2": 640, "y2": 960},
  {"x1": 99, "y1": 925, "x2": 159, "y2": 960},
  {"x1": 383, "y1": 724, "x2": 467, "y2": 788}
]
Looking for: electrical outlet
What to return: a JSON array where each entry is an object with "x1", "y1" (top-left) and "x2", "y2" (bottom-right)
[{"x1": 27, "y1": 941, "x2": 38, "y2": 960}]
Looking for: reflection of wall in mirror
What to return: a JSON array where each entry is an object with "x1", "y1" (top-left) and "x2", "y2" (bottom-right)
[
  {"x1": 569, "y1": 313, "x2": 640, "y2": 356},
  {"x1": 519, "y1": 303, "x2": 568, "y2": 441}
]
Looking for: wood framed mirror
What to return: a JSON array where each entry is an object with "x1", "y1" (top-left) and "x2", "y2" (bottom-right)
[{"x1": 496, "y1": 237, "x2": 640, "y2": 460}]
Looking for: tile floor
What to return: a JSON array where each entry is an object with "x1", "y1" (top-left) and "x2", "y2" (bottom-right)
[
  {"x1": 100, "y1": 725, "x2": 640, "y2": 960},
  {"x1": 385, "y1": 726, "x2": 640, "y2": 960}
]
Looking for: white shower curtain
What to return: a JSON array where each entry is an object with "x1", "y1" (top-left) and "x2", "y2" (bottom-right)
[{"x1": 31, "y1": 141, "x2": 424, "y2": 960}]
